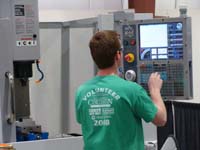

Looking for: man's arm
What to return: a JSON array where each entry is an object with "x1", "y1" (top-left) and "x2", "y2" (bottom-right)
[{"x1": 148, "y1": 72, "x2": 167, "y2": 126}]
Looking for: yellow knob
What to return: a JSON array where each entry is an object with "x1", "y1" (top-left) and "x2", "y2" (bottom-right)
[{"x1": 125, "y1": 53, "x2": 135, "y2": 63}]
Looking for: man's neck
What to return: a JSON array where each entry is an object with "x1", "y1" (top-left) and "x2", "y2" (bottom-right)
[{"x1": 97, "y1": 66, "x2": 118, "y2": 76}]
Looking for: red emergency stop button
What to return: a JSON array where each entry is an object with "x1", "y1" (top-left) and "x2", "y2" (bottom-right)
[
  {"x1": 130, "y1": 39, "x2": 136, "y2": 46},
  {"x1": 125, "y1": 53, "x2": 135, "y2": 63}
]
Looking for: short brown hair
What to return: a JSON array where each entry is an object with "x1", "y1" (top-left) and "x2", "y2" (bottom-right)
[{"x1": 89, "y1": 30, "x2": 121, "y2": 69}]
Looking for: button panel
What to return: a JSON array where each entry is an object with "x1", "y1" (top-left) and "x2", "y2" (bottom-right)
[{"x1": 122, "y1": 25, "x2": 137, "y2": 81}]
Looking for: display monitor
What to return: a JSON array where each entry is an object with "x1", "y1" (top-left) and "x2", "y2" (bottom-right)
[{"x1": 139, "y1": 22, "x2": 184, "y2": 60}]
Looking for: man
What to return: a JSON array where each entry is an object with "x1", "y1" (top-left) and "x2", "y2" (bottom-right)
[{"x1": 75, "y1": 30, "x2": 167, "y2": 150}]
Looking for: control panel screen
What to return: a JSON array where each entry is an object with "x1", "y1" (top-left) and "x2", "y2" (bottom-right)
[{"x1": 139, "y1": 22, "x2": 184, "y2": 60}]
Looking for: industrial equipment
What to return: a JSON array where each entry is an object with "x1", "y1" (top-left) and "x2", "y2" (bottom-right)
[
  {"x1": 0, "y1": 0, "x2": 44, "y2": 143},
  {"x1": 0, "y1": 3, "x2": 193, "y2": 148},
  {"x1": 121, "y1": 17, "x2": 192, "y2": 100}
]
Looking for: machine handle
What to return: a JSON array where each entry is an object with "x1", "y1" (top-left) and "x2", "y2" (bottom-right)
[{"x1": 5, "y1": 72, "x2": 15, "y2": 124}]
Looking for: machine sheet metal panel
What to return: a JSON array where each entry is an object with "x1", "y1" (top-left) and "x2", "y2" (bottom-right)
[
  {"x1": 0, "y1": 19, "x2": 16, "y2": 143},
  {"x1": 12, "y1": 137, "x2": 83, "y2": 150},
  {"x1": 0, "y1": 0, "x2": 40, "y2": 61},
  {"x1": 11, "y1": 0, "x2": 40, "y2": 61}
]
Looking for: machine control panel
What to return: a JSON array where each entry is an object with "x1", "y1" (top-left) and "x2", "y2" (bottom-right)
[
  {"x1": 122, "y1": 25, "x2": 138, "y2": 81},
  {"x1": 121, "y1": 17, "x2": 193, "y2": 100}
]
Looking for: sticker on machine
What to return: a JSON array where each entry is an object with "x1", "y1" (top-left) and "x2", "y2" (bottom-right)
[{"x1": 16, "y1": 40, "x2": 37, "y2": 47}]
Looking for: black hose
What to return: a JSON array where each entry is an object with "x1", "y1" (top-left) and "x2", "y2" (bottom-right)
[{"x1": 36, "y1": 60, "x2": 44, "y2": 83}]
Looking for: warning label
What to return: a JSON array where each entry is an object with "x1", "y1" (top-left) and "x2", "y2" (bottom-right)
[
  {"x1": 15, "y1": 5, "x2": 25, "y2": 16},
  {"x1": 16, "y1": 40, "x2": 37, "y2": 47}
]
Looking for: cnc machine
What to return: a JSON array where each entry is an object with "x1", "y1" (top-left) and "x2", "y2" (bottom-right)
[{"x1": 0, "y1": 0, "x2": 41, "y2": 143}]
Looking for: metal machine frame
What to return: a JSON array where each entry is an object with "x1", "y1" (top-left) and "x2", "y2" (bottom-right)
[{"x1": 0, "y1": 0, "x2": 40, "y2": 143}]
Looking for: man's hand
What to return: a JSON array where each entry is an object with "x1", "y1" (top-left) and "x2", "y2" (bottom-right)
[
  {"x1": 148, "y1": 72, "x2": 167, "y2": 126},
  {"x1": 148, "y1": 72, "x2": 163, "y2": 94}
]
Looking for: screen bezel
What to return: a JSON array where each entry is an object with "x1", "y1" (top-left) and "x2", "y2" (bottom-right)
[{"x1": 138, "y1": 22, "x2": 184, "y2": 61}]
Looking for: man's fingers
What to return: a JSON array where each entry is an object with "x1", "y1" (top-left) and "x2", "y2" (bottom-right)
[{"x1": 152, "y1": 72, "x2": 161, "y2": 79}]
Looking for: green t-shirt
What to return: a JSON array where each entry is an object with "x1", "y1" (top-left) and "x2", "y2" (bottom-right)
[{"x1": 75, "y1": 75, "x2": 158, "y2": 150}]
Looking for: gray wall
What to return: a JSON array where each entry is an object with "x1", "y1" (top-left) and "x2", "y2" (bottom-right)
[{"x1": 38, "y1": 0, "x2": 124, "y2": 10}]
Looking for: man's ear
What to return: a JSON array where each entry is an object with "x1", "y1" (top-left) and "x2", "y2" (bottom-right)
[
  {"x1": 115, "y1": 51, "x2": 122, "y2": 67},
  {"x1": 116, "y1": 51, "x2": 121, "y2": 61}
]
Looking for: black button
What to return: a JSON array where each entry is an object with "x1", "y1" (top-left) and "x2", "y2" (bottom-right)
[
  {"x1": 33, "y1": 34, "x2": 37, "y2": 39},
  {"x1": 123, "y1": 40, "x2": 129, "y2": 46}
]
